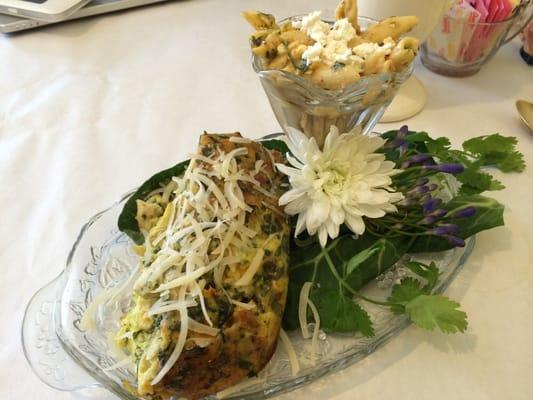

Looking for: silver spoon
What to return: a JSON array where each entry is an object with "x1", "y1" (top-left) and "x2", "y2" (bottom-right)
[{"x1": 516, "y1": 100, "x2": 533, "y2": 133}]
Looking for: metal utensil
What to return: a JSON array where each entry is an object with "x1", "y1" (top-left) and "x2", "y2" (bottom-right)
[{"x1": 516, "y1": 100, "x2": 533, "y2": 132}]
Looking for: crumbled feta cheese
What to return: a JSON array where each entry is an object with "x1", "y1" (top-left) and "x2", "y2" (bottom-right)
[
  {"x1": 382, "y1": 37, "x2": 396, "y2": 52},
  {"x1": 330, "y1": 18, "x2": 356, "y2": 42},
  {"x1": 302, "y1": 42, "x2": 323, "y2": 63},
  {"x1": 301, "y1": 11, "x2": 330, "y2": 44},
  {"x1": 353, "y1": 37, "x2": 395, "y2": 59},
  {"x1": 297, "y1": 11, "x2": 398, "y2": 70},
  {"x1": 352, "y1": 42, "x2": 380, "y2": 58}
]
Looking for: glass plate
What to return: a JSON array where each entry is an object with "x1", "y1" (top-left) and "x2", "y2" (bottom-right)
[{"x1": 22, "y1": 177, "x2": 475, "y2": 400}]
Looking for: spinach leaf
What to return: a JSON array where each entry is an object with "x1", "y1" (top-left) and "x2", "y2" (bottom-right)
[
  {"x1": 117, "y1": 160, "x2": 189, "y2": 244},
  {"x1": 261, "y1": 138, "x2": 289, "y2": 154},
  {"x1": 283, "y1": 232, "x2": 412, "y2": 332},
  {"x1": 409, "y1": 194, "x2": 504, "y2": 253}
]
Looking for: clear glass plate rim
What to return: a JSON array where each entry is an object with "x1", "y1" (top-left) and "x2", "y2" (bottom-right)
[{"x1": 22, "y1": 138, "x2": 477, "y2": 399}]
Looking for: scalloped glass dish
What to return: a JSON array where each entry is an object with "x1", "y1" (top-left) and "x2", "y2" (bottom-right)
[
  {"x1": 22, "y1": 183, "x2": 475, "y2": 400},
  {"x1": 253, "y1": 16, "x2": 414, "y2": 148}
]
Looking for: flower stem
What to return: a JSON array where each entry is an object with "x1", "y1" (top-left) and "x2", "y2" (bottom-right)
[{"x1": 321, "y1": 250, "x2": 391, "y2": 307}]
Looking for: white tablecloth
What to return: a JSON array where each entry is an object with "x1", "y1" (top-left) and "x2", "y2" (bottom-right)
[{"x1": 1, "y1": 1, "x2": 532, "y2": 399}]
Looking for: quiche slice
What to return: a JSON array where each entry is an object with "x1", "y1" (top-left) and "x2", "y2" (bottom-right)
[{"x1": 116, "y1": 133, "x2": 290, "y2": 399}]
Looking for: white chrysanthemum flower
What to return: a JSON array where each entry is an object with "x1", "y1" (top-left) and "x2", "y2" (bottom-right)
[{"x1": 277, "y1": 126, "x2": 404, "y2": 247}]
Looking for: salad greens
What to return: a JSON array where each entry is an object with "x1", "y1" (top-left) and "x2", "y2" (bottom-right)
[{"x1": 118, "y1": 129, "x2": 524, "y2": 337}]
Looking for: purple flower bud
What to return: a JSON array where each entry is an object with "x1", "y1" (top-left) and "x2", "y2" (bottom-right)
[
  {"x1": 399, "y1": 125, "x2": 409, "y2": 137},
  {"x1": 418, "y1": 215, "x2": 437, "y2": 225},
  {"x1": 429, "y1": 209, "x2": 448, "y2": 218},
  {"x1": 432, "y1": 223, "x2": 460, "y2": 236},
  {"x1": 385, "y1": 138, "x2": 406, "y2": 149},
  {"x1": 427, "y1": 183, "x2": 439, "y2": 191},
  {"x1": 401, "y1": 160, "x2": 411, "y2": 169},
  {"x1": 399, "y1": 143, "x2": 408, "y2": 156},
  {"x1": 417, "y1": 177, "x2": 429, "y2": 186},
  {"x1": 399, "y1": 198, "x2": 417, "y2": 206},
  {"x1": 423, "y1": 197, "x2": 442, "y2": 214},
  {"x1": 452, "y1": 206, "x2": 476, "y2": 218},
  {"x1": 424, "y1": 163, "x2": 465, "y2": 174},
  {"x1": 409, "y1": 185, "x2": 430, "y2": 196},
  {"x1": 408, "y1": 154, "x2": 431, "y2": 164},
  {"x1": 444, "y1": 235, "x2": 465, "y2": 247}
]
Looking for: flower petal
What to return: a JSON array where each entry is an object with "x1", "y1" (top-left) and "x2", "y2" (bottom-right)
[
  {"x1": 318, "y1": 225, "x2": 328, "y2": 248},
  {"x1": 345, "y1": 214, "x2": 366, "y2": 235}
]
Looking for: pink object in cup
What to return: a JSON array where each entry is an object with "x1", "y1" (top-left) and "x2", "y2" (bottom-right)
[{"x1": 422, "y1": 0, "x2": 533, "y2": 76}]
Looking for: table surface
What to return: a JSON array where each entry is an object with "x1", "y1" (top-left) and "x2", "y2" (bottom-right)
[{"x1": 1, "y1": 1, "x2": 532, "y2": 399}]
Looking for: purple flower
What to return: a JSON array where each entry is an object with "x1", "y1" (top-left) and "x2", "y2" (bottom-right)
[
  {"x1": 417, "y1": 177, "x2": 429, "y2": 186},
  {"x1": 401, "y1": 154, "x2": 431, "y2": 169},
  {"x1": 386, "y1": 126, "x2": 410, "y2": 154},
  {"x1": 429, "y1": 209, "x2": 448, "y2": 218},
  {"x1": 432, "y1": 223, "x2": 460, "y2": 236},
  {"x1": 423, "y1": 197, "x2": 442, "y2": 214},
  {"x1": 409, "y1": 154, "x2": 431, "y2": 164},
  {"x1": 399, "y1": 197, "x2": 418, "y2": 206},
  {"x1": 452, "y1": 206, "x2": 476, "y2": 218},
  {"x1": 444, "y1": 235, "x2": 465, "y2": 247},
  {"x1": 418, "y1": 208, "x2": 447, "y2": 225},
  {"x1": 399, "y1": 143, "x2": 408, "y2": 156},
  {"x1": 411, "y1": 185, "x2": 430, "y2": 194},
  {"x1": 418, "y1": 215, "x2": 437, "y2": 225},
  {"x1": 385, "y1": 138, "x2": 406, "y2": 150},
  {"x1": 424, "y1": 163, "x2": 465, "y2": 174}
]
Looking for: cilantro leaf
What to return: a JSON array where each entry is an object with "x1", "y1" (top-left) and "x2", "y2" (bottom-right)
[
  {"x1": 404, "y1": 261, "x2": 440, "y2": 291},
  {"x1": 496, "y1": 151, "x2": 526, "y2": 172},
  {"x1": 311, "y1": 288, "x2": 374, "y2": 336},
  {"x1": 463, "y1": 133, "x2": 517, "y2": 154},
  {"x1": 462, "y1": 134, "x2": 525, "y2": 172},
  {"x1": 426, "y1": 136, "x2": 451, "y2": 155},
  {"x1": 387, "y1": 277, "x2": 426, "y2": 314},
  {"x1": 405, "y1": 295, "x2": 468, "y2": 333},
  {"x1": 457, "y1": 166, "x2": 505, "y2": 195}
]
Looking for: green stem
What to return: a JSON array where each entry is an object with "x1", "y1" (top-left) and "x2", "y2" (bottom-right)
[{"x1": 321, "y1": 249, "x2": 391, "y2": 307}]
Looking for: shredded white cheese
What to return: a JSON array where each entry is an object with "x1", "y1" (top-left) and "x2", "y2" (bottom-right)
[
  {"x1": 151, "y1": 305, "x2": 189, "y2": 385},
  {"x1": 279, "y1": 329, "x2": 301, "y2": 376},
  {"x1": 229, "y1": 136, "x2": 252, "y2": 144},
  {"x1": 230, "y1": 299, "x2": 257, "y2": 310},
  {"x1": 308, "y1": 297, "x2": 321, "y2": 362},
  {"x1": 298, "y1": 281, "x2": 321, "y2": 361},
  {"x1": 188, "y1": 318, "x2": 219, "y2": 336},
  {"x1": 148, "y1": 299, "x2": 197, "y2": 316},
  {"x1": 234, "y1": 248, "x2": 265, "y2": 286},
  {"x1": 298, "y1": 282, "x2": 313, "y2": 339},
  {"x1": 124, "y1": 138, "x2": 282, "y2": 388}
]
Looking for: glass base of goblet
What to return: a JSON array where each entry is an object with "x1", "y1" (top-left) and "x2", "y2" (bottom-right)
[{"x1": 379, "y1": 76, "x2": 427, "y2": 123}]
